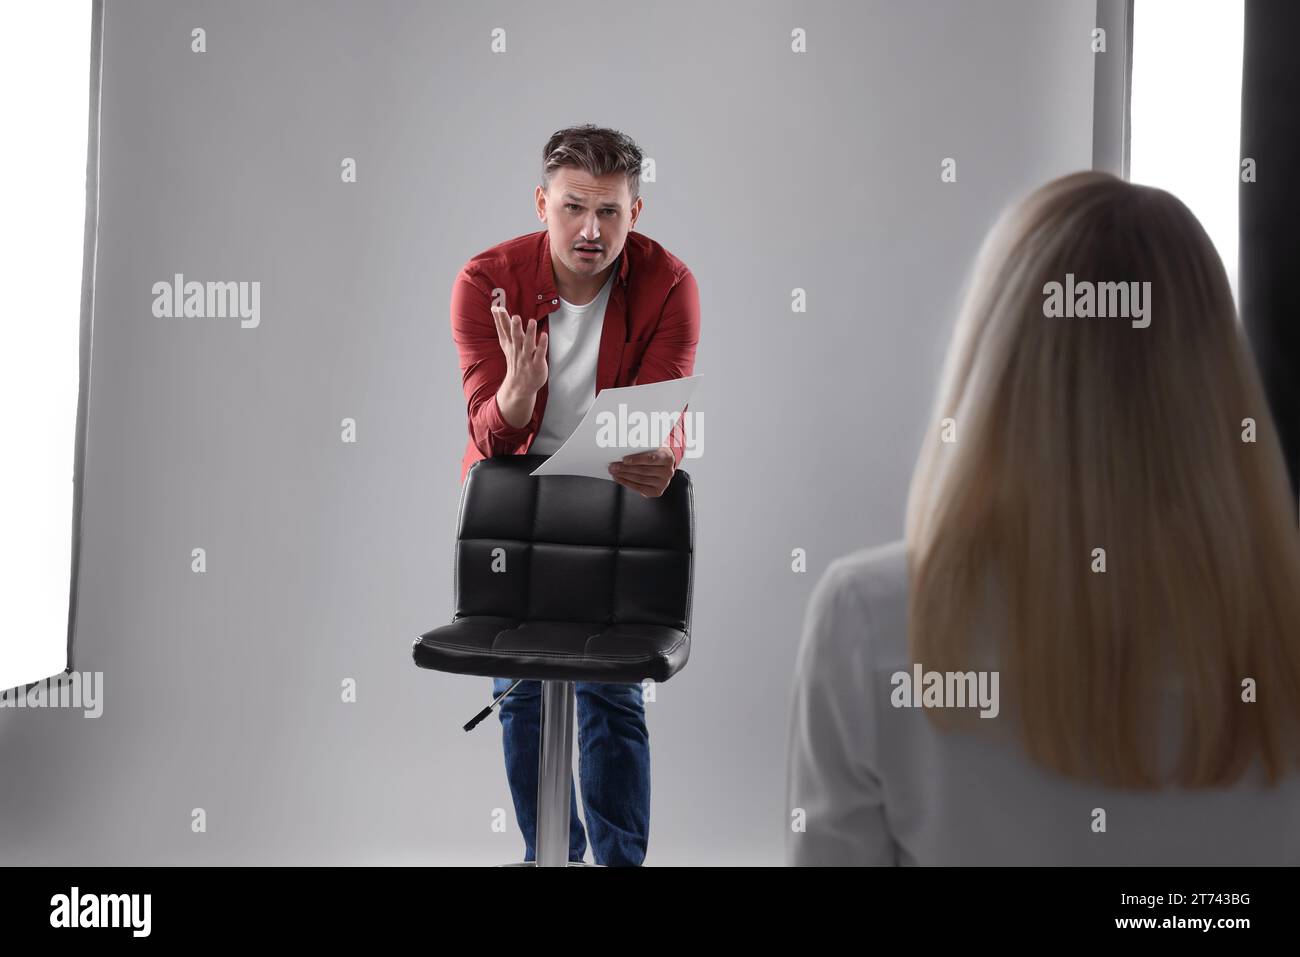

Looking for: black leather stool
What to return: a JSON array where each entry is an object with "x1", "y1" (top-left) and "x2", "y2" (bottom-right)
[{"x1": 413, "y1": 453, "x2": 695, "y2": 866}]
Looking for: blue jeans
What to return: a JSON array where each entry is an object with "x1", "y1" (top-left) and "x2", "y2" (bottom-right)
[{"x1": 492, "y1": 677, "x2": 650, "y2": 866}]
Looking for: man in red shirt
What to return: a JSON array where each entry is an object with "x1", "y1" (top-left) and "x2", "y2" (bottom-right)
[{"x1": 449, "y1": 125, "x2": 700, "y2": 865}]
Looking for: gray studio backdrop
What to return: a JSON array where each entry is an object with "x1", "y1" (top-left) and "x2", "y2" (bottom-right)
[{"x1": 0, "y1": 0, "x2": 1096, "y2": 865}]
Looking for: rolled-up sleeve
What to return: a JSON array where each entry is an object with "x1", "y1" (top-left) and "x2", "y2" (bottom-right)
[
  {"x1": 785, "y1": 560, "x2": 897, "y2": 865},
  {"x1": 634, "y1": 269, "x2": 700, "y2": 468},
  {"x1": 450, "y1": 267, "x2": 533, "y2": 458}
]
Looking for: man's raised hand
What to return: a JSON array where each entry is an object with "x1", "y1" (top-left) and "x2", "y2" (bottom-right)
[{"x1": 492, "y1": 305, "x2": 548, "y2": 397}]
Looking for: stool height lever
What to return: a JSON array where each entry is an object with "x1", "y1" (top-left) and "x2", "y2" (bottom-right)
[{"x1": 463, "y1": 678, "x2": 524, "y2": 731}]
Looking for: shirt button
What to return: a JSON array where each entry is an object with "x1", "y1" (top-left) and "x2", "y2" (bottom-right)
[
  {"x1": 536, "y1": 294, "x2": 543, "y2": 299},
  {"x1": 551, "y1": 299, "x2": 558, "y2": 304}
]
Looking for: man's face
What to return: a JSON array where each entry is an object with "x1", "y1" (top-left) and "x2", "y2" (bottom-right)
[{"x1": 536, "y1": 167, "x2": 643, "y2": 280}]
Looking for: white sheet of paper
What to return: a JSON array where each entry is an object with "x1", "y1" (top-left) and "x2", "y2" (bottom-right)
[{"x1": 529, "y1": 375, "x2": 702, "y2": 478}]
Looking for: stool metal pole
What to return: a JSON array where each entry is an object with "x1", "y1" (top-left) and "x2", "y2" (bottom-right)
[{"x1": 535, "y1": 679, "x2": 575, "y2": 867}]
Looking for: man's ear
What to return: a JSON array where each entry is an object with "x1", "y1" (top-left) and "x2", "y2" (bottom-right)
[{"x1": 535, "y1": 184, "x2": 548, "y2": 222}]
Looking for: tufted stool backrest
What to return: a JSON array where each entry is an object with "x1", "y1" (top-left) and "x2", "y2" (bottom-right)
[{"x1": 454, "y1": 454, "x2": 694, "y2": 632}]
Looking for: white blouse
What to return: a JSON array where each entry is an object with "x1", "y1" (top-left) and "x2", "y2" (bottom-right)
[{"x1": 785, "y1": 539, "x2": 1300, "y2": 865}]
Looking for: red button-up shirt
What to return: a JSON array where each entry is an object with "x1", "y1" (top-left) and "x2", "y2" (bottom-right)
[{"x1": 450, "y1": 228, "x2": 700, "y2": 484}]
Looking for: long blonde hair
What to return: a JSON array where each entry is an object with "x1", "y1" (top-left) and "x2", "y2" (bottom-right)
[{"x1": 905, "y1": 171, "x2": 1300, "y2": 788}]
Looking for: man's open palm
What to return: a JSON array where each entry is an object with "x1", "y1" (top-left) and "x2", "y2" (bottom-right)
[{"x1": 492, "y1": 305, "x2": 548, "y2": 395}]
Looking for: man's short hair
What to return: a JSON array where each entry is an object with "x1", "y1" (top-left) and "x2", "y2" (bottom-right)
[{"x1": 541, "y1": 124, "x2": 644, "y2": 204}]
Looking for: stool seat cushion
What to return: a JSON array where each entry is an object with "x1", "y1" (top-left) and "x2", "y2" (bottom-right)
[{"x1": 413, "y1": 616, "x2": 688, "y2": 682}]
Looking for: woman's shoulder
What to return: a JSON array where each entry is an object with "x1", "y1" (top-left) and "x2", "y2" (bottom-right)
[
  {"x1": 823, "y1": 539, "x2": 908, "y2": 599},
  {"x1": 806, "y1": 539, "x2": 911, "y2": 674}
]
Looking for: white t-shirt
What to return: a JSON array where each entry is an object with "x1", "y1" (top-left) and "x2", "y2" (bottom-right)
[
  {"x1": 529, "y1": 269, "x2": 616, "y2": 456},
  {"x1": 786, "y1": 538, "x2": 1300, "y2": 865}
]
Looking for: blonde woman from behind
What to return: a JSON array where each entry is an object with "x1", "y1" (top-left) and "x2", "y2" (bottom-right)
[{"x1": 786, "y1": 171, "x2": 1300, "y2": 865}]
